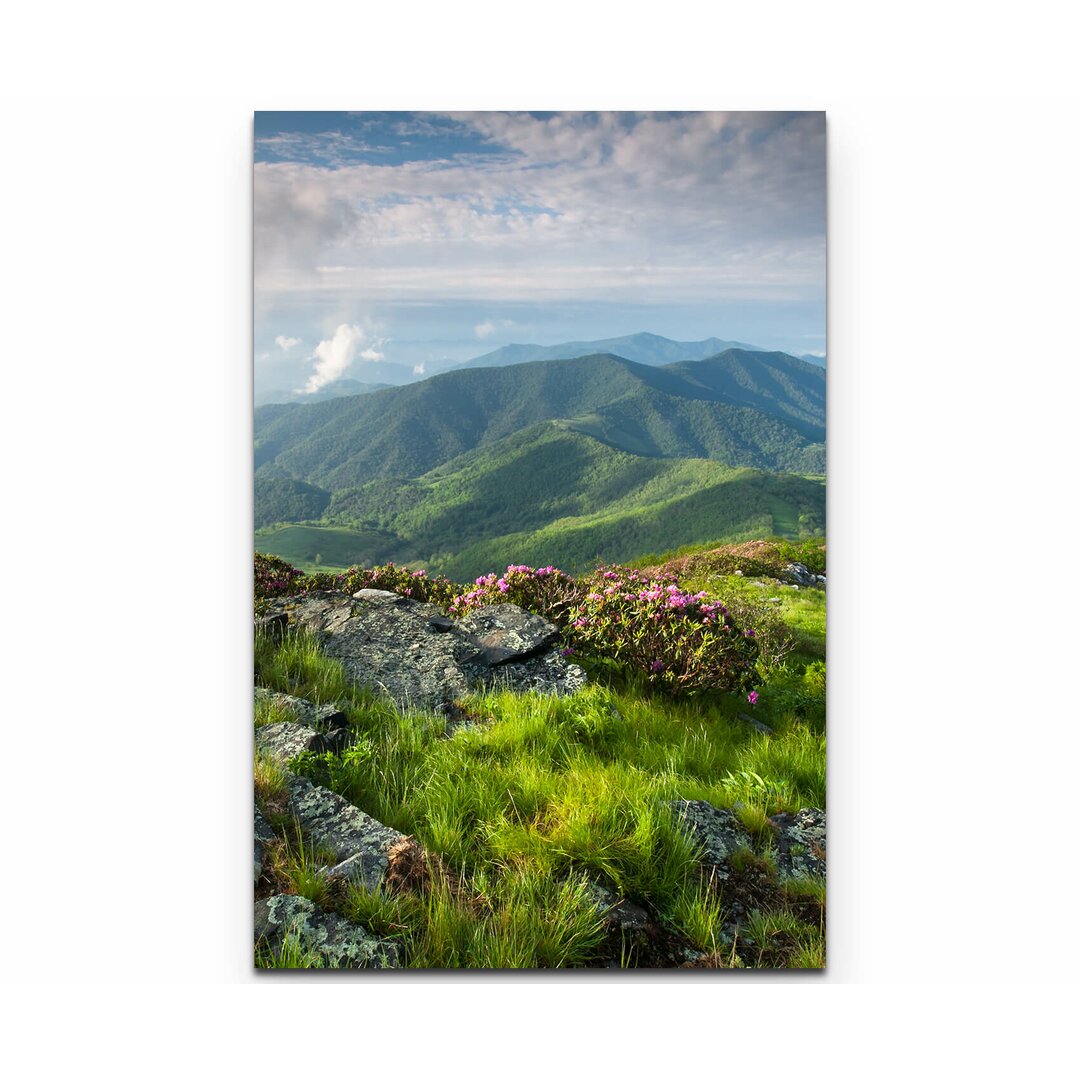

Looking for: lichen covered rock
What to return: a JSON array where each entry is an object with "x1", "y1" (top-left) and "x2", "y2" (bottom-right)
[
  {"x1": 456, "y1": 603, "x2": 559, "y2": 664},
  {"x1": 254, "y1": 688, "x2": 348, "y2": 730},
  {"x1": 286, "y1": 776, "x2": 406, "y2": 892},
  {"x1": 770, "y1": 807, "x2": 826, "y2": 879},
  {"x1": 265, "y1": 590, "x2": 585, "y2": 713},
  {"x1": 669, "y1": 800, "x2": 752, "y2": 881},
  {"x1": 254, "y1": 894, "x2": 400, "y2": 968},
  {"x1": 255, "y1": 722, "x2": 326, "y2": 766}
]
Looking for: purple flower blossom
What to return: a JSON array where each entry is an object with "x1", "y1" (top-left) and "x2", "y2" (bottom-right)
[
  {"x1": 650, "y1": 659, "x2": 665, "y2": 673},
  {"x1": 747, "y1": 690, "x2": 759, "y2": 705}
]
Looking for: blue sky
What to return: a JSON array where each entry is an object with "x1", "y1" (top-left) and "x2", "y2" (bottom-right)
[{"x1": 254, "y1": 111, "x2": 825, "y2": 394}]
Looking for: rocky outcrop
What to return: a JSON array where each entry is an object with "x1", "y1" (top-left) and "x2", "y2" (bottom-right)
[
  {"x1": 254, "y1": 894, "x2": 400, "y2": 968},
  {"x1": 770, "y1": 807, "x2": 826, "y2": 880},
  {"x1": 263, "y1": 589, "x2": 585, "y2": 712},
  {"x1": 785, "y1": 562, "x2": 826, "y2": 590}
]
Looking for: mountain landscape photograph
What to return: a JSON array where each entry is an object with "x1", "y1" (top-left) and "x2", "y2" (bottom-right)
[{"x1": 253, "y1": 111, "x2": 827, "y2": 970}]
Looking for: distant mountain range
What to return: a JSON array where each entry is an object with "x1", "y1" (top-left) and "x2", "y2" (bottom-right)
[
  {"x1": 455, "y1": 332, "x2": 773, "y2": 371},
  {"x1": 254, "y1": 378, "x2": 392, "y2": 407},
  {"x1": 255, "y1": 333, "x2": 825, "y2": 405},
  {"x1": 254, "y1": 348, "x2": 825, "y2": 576}
]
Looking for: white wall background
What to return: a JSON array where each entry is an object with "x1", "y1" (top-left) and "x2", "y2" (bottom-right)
[{"x1": 1, "y1": 1, "x2": 1077, "y2": 1073}]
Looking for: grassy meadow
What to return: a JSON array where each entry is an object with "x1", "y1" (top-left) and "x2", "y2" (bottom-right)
[{"x1": 254, "y1": 538, "x2": 826, "y2": 969}]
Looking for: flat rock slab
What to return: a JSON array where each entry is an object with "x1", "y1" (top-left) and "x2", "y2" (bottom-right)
[
  {"x1": 255, "y1": 894, "x2": 400, "y2": 969},
  {"x1": 456, "y1": 604, "x2": 559, "y2": 664},
  {"x1": 670, "y1": 800, "x2": 752, "y2": 881},
  {"x1": 266, "y1": 590, "x2": 585, "y2": 713},
  {"x1": 286, "y1": 776, "x2": 406, "y2": 892},
  {"x1": 256, "y1": 722, "x2": 326, "y2": 766},
  {"x1": 254, "y1": 688, "x2": 349, "y2": 730},
  {"x1": 770, "y1": 807, "x2": 826, "y2": 879}
]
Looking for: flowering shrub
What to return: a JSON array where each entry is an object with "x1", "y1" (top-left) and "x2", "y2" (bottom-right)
[
  {"x1": 562, "y1": 565, "x2": 761, "y2": 696},
  {"x1": 449, "y1": 563, "x2": 579, "y2": 623},
  {"x1": 254, "y1": 555, "x2": 458, "y2": 610},
  {"x1": 255, "y1": 553, "x2": 305, "y2": 600},
  {"x1": 334, "y1": 563, "x2": 459, "y2": 607},
  {"x1": 449, "y1": 562, "x2": 762, "y2": 696}
]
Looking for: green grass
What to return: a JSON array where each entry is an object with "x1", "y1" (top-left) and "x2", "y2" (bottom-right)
[
  {"x1": 254, "y1": 523, "x2": 418, "y2": 574},
  {"x1": 678, "y1": 570, "x2": 826, "y2": 665},
  {"x1": 253, "y1": 538, "x2": 826, "y2": 968},
  {"x1": 255, "y1": 632, "x2": 824, "y2": 968},
  {"x1": 255, "y1": 928, "x2": 328, "y2": 969}
]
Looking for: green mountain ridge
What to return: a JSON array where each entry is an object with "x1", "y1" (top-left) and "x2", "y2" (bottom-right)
[
  {"x1": 256, "y1": 422, "x2": 824, "y2": 579},
  {"x1": 253, "y1": 348, "x2": 825, "y2": 575},
  {"x1": 254, "y1": 349, "x2": 825, "y2": 489}
]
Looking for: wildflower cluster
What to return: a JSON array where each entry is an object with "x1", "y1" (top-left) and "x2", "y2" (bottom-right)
[
  {"x1": 449, "y1": 563, "x2": 578, "y2": 622},
  {"x1": 255, "y1": 553, "x2": 305, "y2": 600},
  {"x1": 562, "y1": 565, "x2": 760, "y2": 696}
]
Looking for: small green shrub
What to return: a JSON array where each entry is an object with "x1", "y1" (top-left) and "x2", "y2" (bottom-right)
[{"x1": 289, "y1": 739, "x2": 376, "y2": 791}]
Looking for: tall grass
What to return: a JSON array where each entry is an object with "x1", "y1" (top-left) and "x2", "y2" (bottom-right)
[{"x1": 256, "y1": 626, "x2": 825, "y2": 967}]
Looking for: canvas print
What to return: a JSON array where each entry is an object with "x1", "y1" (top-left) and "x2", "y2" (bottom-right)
[{"x1": 253, "y1": 111, "x2": 826, "y2": 969}]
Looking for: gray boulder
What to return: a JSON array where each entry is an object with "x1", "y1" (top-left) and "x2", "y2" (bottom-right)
[
  {"x1": 265, "y1": 590, "x2": 585, "y2": 713},
  {"x1": 770, "y1": 807, "x2": 826, "y2": 880},
  {"x1": 254, "y1": 894, "x2": 400, "y2": 968},
  {"x1": 785, "y1": 562, "x2": 826, "y2": 590}
]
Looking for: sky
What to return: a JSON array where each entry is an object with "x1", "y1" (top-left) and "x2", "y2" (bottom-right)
[{"x1": 254, "y1": 111, "x2": 826, "y2": 395}]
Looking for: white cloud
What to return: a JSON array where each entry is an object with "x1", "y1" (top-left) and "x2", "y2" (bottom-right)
[
  {"x1": 255, "y1": 112, "x2": 825, "y2": 306},
  {"x1": 275, "y1": 335, "x2": 301, "y2": 350},
  {"x1": 301, "y1": 323, "x2": 366, "y2": 393},
  {"x1": 360, "y1": 346, "x2": 385, "y2": 361},
  {"x1": 474, "y1": 320, "x2": 496, "y2": 339},
  {"x1": 412, "y1": 363, "x2": 426, "y2": 375}
]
